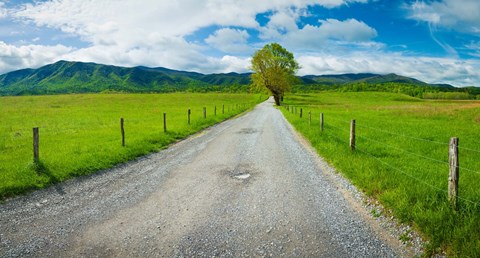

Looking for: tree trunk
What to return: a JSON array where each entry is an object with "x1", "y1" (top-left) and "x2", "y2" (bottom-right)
[{"x1": 273, "y1": 94, "x2": 281, "y2": 106}]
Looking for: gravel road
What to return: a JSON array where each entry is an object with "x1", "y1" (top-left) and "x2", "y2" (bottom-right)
[{"x1": 1, "y1": 97, "x2": 417, "y2": 257}]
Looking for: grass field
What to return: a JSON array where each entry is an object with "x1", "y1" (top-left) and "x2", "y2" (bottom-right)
[
  {"x1": 0, "y1": 93, "x2": 265, "y2": 199},
  {"x1": 281, "y1": 92, "x2": 480, "y2": 256}
]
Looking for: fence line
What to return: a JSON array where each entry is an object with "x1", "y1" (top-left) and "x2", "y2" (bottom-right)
[
  {"x1": 288, "y1": 107, "x2": 480, "y2": 154},
  {"x1": 324, "y1": 114, "x2": 480, "y2": 175},
  {"x1": 283, "y1": 107, "x2": 480, "y2": 206},
  {"x1": 20, "y1": 103, "x2": 253, "y2": 164},
  {"x1": 323, "y1": 113, "x2": 480, "y2": 175}
]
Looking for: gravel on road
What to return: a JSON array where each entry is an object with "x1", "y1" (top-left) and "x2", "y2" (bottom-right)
[{"x1": 0, "y1": 97, "x2": 421, "y2": 257}]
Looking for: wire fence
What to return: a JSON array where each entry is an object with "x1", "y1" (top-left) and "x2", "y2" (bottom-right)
[
  {"x1": 283, "y1": 105, "x2": 480, "y2": 206},
  {"x1": 12, "y1": 102, "x2": 254, "y2": 163}
]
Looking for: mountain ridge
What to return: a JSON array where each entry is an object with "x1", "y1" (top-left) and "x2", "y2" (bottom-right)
[{"x1": 0, "y1": 60, "x2": 457, "y2": 96}]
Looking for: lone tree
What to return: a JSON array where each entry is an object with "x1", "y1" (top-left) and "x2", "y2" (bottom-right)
[{"x1": 251, "y1": 43, "x2": 299, "y2": 106}]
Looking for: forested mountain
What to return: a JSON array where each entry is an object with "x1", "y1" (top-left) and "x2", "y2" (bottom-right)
[{"x1": 0, "y1": 60, "x2": 461, "y2": 96}]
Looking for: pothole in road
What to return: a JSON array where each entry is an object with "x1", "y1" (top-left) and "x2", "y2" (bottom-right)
[
  {"x1": 237, "y1": 128, "x2": 259, "y2": 134},
  {"x1": 221, "y1": 164, "x2": 255, "y2": 182},
  {"x1": 234, "y1": 173, "x2": 251, "y2": 180}
]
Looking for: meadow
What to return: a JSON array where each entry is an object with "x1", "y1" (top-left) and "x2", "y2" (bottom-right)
[
  {"x1": 0, "y1": 93, "x2": 265, "y2": 199},
  {"x1": 281, "y1": 92, "x2": 480, "y2": 256}
]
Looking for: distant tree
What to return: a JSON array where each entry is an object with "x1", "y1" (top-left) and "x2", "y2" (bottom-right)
[{"x1": 251, "y1": 43, "x2": 299, "y2": 106}]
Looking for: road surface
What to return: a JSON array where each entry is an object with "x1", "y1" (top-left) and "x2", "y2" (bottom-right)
[{"x1": 0, "y1": 97, "x2": 413, "y2": 257}]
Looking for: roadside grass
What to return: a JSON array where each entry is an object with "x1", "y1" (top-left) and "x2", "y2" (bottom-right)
[
  {"x1": 0, "y1": 93, "x2": 265, "y2": 199},
  {"x1": 280, "y1": 92, "x2": 480, "y2": 256}
]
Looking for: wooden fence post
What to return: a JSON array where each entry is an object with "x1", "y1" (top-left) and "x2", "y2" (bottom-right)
[
  {"x1": 449, "y1": 137, "x2": 459, "y2": 209},
  {"x1": 300, "y1": 108, "x2": 303, "y2": 118},
  {"x1": 222, "y1": 104, "x2": 224, "y2": 114},
  {"x1": 33, "y1": 127, "x2": 39, "y2": 163},
  {"x1": 214, "y1": 105, "x2": 217, "y2": 116},
  {"x1": 203, "y1": 107, "x2": 206, "y2": 118},
  {"x1": 188, "y1": 109, "x2": 191, "y2": 125},
  {"x1": 350, "y1": 119, "x2": 356, "y2": 151},
  {"x1": 309, "y1": 111, "x2": 311, "y2": 126},
  {"x1": 163, "y1": 113, "x2": 167, "y2": 132},
  {"x1": 320, "y1": 113, "x2": 324, "y2": 132},
  {"x1": 120, "y1": 118, "x2": 125, "y2": 147}
]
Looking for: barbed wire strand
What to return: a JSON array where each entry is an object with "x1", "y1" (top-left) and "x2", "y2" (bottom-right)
[
  {"x1": 322, "y1": 130, "x2": 349, "y2": 145},
  {"x1": 320, "y1": 114, "x2": 352, "y2": 125},
  {"x1": 356, "y1": 134, "x2": 450, "y2": 165},
  {"x1": 355, "y1": 122, "x2": 449, "y2": 146},
  {"x1": 457, "y1": 146, "x2": 480, "y2": 154},
  {"x1": 325, "y1": 123, "x2": 351, "y2": 133},
  {"x1": 357, "y1": 134, "x2": 480, "y2": 175},
  {"x1": 457, "y1": 166, "x2": 480, "y2": 175},
  {"x1": 357, "y1": 122, "x2": 480, "y2": 153}
]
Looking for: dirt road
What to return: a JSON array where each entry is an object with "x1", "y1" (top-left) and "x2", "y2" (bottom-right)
[{"x1": 1, "y1": 97, "x2": 413, "y2": 257}]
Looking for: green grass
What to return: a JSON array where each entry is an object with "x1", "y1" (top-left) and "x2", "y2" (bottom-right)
[
  {"x1": 0, "y1": 93, "x2": 266, "y2": 199},
  {"x1": 280, "y1": 92, "x2": 480, "y2": 257}
]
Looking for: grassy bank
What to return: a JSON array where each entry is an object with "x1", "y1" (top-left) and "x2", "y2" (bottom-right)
[
  {"x1": 280, "y1": 92, "x2": 480, "y2": 256},
  {"x1": 0, "y1": 93, "x2": 265, "y2": 199}
]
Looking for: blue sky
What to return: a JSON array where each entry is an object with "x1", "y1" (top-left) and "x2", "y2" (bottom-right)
[{"x1": 0, "y1": 0, "x2": 479, "y2": 86}]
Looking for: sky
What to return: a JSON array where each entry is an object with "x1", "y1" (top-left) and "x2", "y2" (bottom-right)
[{"x1": 0, "y1": 0, "x2": 479, "y2": 86}]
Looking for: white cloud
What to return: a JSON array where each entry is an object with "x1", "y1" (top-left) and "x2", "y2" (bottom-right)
[
  {"x1": 0, "y1": 2, "x2": 7, "y2": 19},
  {"x1": 408, "y1": 0, "x2": 480, "y2": 33},
  {"x1": 259, "y1": 8, "x2": 303, "y2": 40},
  {"x1": 5, "y1": 0, "x2": 371, "y2": 74},
  {"x1": 465, "y1": 41, "x2": 480, "y2": 57},
  {"x1": 217, "y1": 55, "x2": 251, "y2": 73},
  {"x1": 205, "y1": 28, "x2": 250, "y2": 53},
  {"x1": 0, "y1": 41, "x2": 72, "y2": 72},
  {"x1": 257, "y1": 7, "x2": 379, "y2": 52},
  {"x1": 14, "y1": 0, "x2": 365, "y2": 43},
  {"x1": 297, "y1": 52, "x2": 480, "y2": 86},
  {"x1": 285, "y1": 18, "x2": 377, "y2": 49},
  {"x1": 256, "y1": 5, "x2": 378, "y2": 51}
]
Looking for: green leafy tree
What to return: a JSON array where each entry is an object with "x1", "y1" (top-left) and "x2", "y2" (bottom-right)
[{"x1": 251, "y1": 43, "x2": 299, "y2": 106}]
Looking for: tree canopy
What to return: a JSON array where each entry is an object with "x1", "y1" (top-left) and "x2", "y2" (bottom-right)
[{"x1": 251, "y1": 43, "x2": 299, "y2": 105}]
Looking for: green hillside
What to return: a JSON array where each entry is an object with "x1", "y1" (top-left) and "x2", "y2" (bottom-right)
[
  {"x1": 0, "y1": 61, "x2": 211, "y2": 95},
  {"x1": 0, "y1": 60, "x2": 474, "y2": 96}
]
